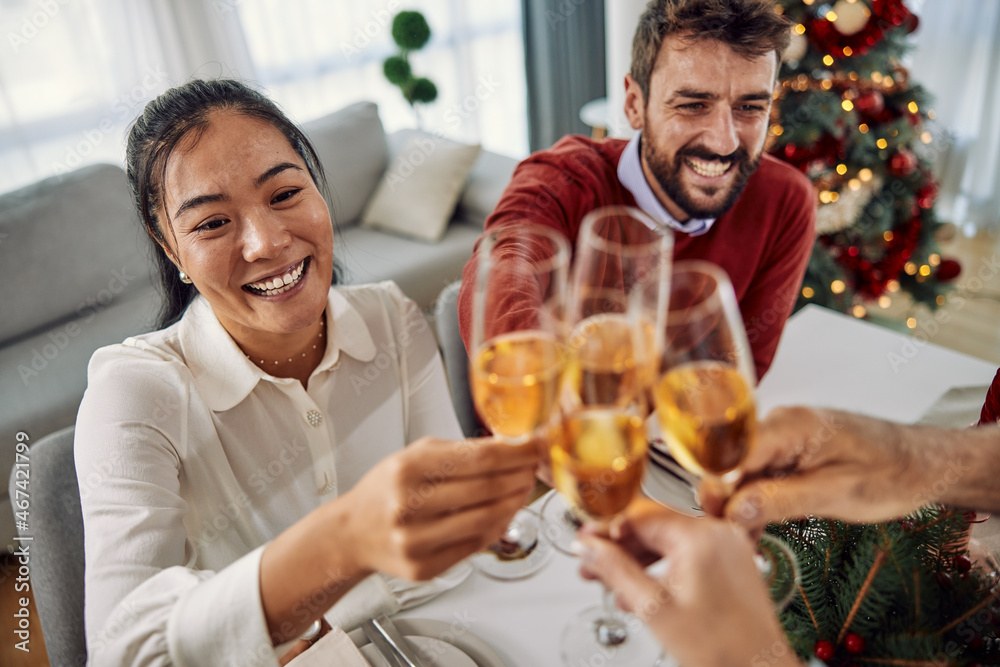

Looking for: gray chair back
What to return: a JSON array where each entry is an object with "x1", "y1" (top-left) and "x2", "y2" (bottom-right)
[
  {"x1": 8, "y1": 426, "x2": 86, "y2": 666},
  {"x1": 433, "y1": 281, "x2": 483, "y2": 437}
]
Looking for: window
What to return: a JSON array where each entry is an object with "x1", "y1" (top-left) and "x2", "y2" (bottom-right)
[
  {"x1": 234, "y1": 0, "x2": 527, "y2": 156},
  {"x1": 0, "y1": 0, "x2": 528, "y2": 196}
]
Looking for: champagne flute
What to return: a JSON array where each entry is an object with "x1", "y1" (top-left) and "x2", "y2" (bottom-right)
[
  {"x1": 553, "y1": 206, "x2": 671, "y2": 667},
  {"x1": 468, "y1": 221, "x2": 570, "y2": 580},
  {"x1": 541, "y1": 205, "x2": 671, "y2": 553},
  {"x1": 652, "y1": 260, "x2": 799, "y2": 608}
]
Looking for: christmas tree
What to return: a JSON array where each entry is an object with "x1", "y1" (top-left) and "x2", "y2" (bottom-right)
[
  {"x1": 769, "y1": 507, "x2": 1000, "y2": 666},
  {"x1": 767, "y1": 0, "x2": 961, "y2": 318}
]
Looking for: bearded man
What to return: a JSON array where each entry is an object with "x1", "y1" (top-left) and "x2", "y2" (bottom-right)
[{"x1": 459, "y1": 0, "x2": 816, "y2": 380}]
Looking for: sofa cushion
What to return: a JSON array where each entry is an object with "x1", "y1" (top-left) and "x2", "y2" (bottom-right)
[
  {"x1": 360, "y1": 135, "x2": 481, "y2": 242},
  {"x1": 0, "y1": 164, "x2": 156, "y2": 346},
  {"x1": 386, "y1": 130, "x2": 518, "y2": 226},
  {"x1": 301, "y1": 101, "x2": 389, "y2": 228},
  {"x1": 0, "y1": 285, "x2": 159, "y2": 551},
  {"x1": 337, "y1": 216, "x2": 486, "y2": 311}
]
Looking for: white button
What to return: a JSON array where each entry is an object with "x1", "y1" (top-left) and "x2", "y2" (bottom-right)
[{"x1": 306, "y1": 410, "x2": 323, "y2": 427}]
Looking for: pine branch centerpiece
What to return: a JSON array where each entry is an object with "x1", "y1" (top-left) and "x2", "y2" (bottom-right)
[{"x1": 769, "y1": 507, "x2": 1000, "y2": 665}]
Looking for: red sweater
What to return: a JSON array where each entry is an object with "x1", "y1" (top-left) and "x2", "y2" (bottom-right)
[
  {"x1": 979, "y1": 369, "x2": 1000, "y2": 424},
  {"x1": 459, "y1": 135, "x2": 817, "y2": 380}
]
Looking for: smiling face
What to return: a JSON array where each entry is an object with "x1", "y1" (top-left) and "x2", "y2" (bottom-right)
[
  {"x1": 624, "y1": 36, "x2": 777, "y2": 221},
  {"x1": 158, "y1": 110, "x2": 333, "y2": 345}
]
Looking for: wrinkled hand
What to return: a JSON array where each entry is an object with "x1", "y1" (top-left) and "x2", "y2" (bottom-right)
[
  {"x1": 340, "y1": 436, "x2": 539, "y2": 581},
  {"x1": 575, "y1": 499, "x2": 798, "y2": 667},
  {"x1": 701, "y1": 406, "x2": 924, "y2": 531}
]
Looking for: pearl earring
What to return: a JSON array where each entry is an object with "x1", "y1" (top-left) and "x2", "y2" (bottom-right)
[{"x1": 179, "y1": 271, "x2": 193, "y2": 284}]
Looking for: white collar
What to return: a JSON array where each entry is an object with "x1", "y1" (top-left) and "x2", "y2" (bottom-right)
[
  {"x1": 616, "y1": 131, "x2": 716, "y2": 237},
  {"x1": 178, "y1": 287, "x2": 377, "y2": 412}
]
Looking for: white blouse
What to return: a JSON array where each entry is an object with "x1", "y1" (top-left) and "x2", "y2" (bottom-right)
[{"x1": 75, "y1": 282, "x2": 462, "y2": 666}]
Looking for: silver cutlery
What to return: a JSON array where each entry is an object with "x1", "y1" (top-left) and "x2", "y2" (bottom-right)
[
  {"x1": 361, "y1": 613, "x2": 428, "y2": 667},
  {"x1": 647, "y1": 444, "x2": 700, "y2": 488}
]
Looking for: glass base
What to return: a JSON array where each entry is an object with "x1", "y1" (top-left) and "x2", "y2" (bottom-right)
[
  {"x1": 540, "y1": 490, "x2": 584, "y2": 555},
  {"x1": 758, "y1": 533, "x2": 801, "y2": 610},
  {"x1": 561, "y1": 604, "x2": 662, "y2": 666},
  {"x1": 471, "y1": 507, "x2": 552, "y2": 580}
]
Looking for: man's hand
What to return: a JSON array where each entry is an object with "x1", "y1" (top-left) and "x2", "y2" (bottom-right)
[
  {"x1": 575, "y1": 499, "x2": 800, "y2": 667},
  {"x1": 702, "y1": 406, "x2": 935, "y2": 531}
]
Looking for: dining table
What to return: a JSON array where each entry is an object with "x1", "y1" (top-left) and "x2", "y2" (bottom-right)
[{"x1": 392, "y1": 304, "x2": 1000, "y2": 666}]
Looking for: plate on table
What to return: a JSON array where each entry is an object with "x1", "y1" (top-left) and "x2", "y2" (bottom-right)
[
  {"x1": 348, "y1": 618, "x2": 505, "y2": 667},
  {"x1": 641, "y1": 442, "x2": 703, "y2": 517}
]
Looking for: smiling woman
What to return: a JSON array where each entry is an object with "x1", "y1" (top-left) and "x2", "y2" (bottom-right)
[{"x1": 74, "y1": 79, "x2": 539, "y2": 666}]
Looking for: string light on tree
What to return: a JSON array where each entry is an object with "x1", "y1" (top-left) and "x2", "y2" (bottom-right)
[{"x1": 768, "y1": 0, "x2": 956, "y2": 315}]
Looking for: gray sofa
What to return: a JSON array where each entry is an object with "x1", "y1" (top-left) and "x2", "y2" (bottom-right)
[{"x1": 0, "y1": 101, "x2": 516, "y2": 550}]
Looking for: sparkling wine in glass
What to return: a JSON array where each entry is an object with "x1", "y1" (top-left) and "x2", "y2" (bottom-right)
[
  {"x1": 468, "y1": 221, "x2": 570, "y2": 580},
  {"x1": 653, "y1": 260, "x2": 799, "y2": 608},
  {"x1": 553, "y1": 206, "x2": 670, "y2": 667},
  {"x1": 542, "y1": 206, "x2": 670, "y2": 554},
  {"x1": 652, "y1": 260, "x2": 757, "y2": 491}
]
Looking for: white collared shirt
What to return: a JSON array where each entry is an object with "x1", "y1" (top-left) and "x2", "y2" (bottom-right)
[
  {"x1": 76, "y1": 281, "x2": 461, "y2": 666},
  {"x1": 616, "y1": 131, "x2": 717, "y2": 236}
]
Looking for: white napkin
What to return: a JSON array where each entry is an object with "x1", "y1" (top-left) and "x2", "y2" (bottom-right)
[
  {"x1": 323, "y1": 573, "x2": 400, "y2": 632},
  {"x1": 285, "y1": 626, "x2": 371, "y2": 667},
  {"x1": 917, "y1": 384, "x2": 990, "y2": 428},
  {"x1": 382, "y1": 560, "x2": 473, "y2": 610},
  {"x1": 320, "y1": 562, "x2": 471, "y2": 634}
]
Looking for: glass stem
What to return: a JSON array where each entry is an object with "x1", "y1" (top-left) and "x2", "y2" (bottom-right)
[{"x1": 595, "y1": 586, "x2": 628, "y2": 647}]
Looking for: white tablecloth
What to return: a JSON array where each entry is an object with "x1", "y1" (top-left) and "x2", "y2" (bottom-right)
[{"x1": 398, "y1": 305, "x2": 999, "y2": 666}]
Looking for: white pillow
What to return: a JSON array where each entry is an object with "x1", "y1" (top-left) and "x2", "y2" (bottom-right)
[{"x1": 361, "y1": 135, "x2": 481, "y2": 242}]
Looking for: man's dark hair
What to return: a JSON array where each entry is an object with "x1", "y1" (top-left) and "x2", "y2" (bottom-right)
[{"x1": 631, "y1": 0, "x2": 793, "y2": 101}]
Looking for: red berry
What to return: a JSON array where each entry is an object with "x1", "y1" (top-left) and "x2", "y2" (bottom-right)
[
  {"x1": 845, "y1": 633, "x2": 866, "y2": 654},
  {"x1": 955, "y1": 554, "x2": 973, "y2": 573},
  {"x1": 815, "y1": 639, "x2": 835, "y2": 661}
]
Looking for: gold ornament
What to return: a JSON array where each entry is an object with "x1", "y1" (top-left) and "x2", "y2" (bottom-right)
[
  {"x1": 783, "y1": 30, "x2": 809, "y2": 64},
  {"x1": 830, "y1": 0, "x2": 871, "y2": 36}
]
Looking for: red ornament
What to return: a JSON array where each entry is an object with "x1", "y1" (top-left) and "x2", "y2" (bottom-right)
[
  {"x1": 845, "y1": 633, "x2": 866, "y2": 654},
  {"x1": 936, "y1": 258, "x2": 962, "y2": 282},
  {"x1": 803, "y1": 0, "x2": 916, "y2": 60},
  {"x1": 775, "y1": 135, "x2": 845, "y2": 173},
  {"x1": 814, "y1": 640, "x2": 835, "y2": 661},
  {"x1": 854, "y1": 90, "x2": 885, "y2": 115},
  {"x1": 917, "y1": 182, "x2": 938, "y2": 209},
  {"x1": 955, "y1": 554, "x2": 973, "y2": 573},
  {"x1": 888, "y1": 149, "x2": 918, "y2": 176}
]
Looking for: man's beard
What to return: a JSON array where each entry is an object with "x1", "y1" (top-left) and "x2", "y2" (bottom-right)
[{"x1": 642, "y1": 138, "x2": 761, "y2": 219}]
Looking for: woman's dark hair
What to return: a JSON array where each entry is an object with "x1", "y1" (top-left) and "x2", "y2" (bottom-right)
[{"x1": 125, "y1": 78, "x2": 340, "y2": 329}]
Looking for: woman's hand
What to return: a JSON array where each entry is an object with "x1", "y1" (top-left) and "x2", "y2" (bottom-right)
[
  {"x1": 260, "y1": 435, "x2": 539, "y2": 644},
  {"x1": 338, "y1": 435, "x2": 540, "y2": 581},
  {"x1": 575, "y1": 499, "x2": 800, "y2": 667}
]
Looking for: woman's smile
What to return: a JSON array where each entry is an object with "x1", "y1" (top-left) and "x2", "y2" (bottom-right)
[{"x1": 244, "y1": 257, "x2": 310, "y2": 297}]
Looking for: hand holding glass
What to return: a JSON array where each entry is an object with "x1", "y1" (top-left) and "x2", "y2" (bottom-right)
[
  {"x1": 468, "y1": 222, "x2": 569, "y2": 580},
  {"x1": 652, "y1": 260, "x2": 798, "y2": 610},
  {"x1": 552, "y1": 206, "x2": 671, "y2": 666}
]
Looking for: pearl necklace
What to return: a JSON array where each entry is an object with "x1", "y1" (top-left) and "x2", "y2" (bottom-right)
[{"x1": 247, "y1": 318, "x2": 325, "y2": 367}]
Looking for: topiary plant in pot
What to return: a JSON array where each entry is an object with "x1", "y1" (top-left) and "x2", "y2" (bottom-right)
[{"x1": 383, "y1": 10, "x2": 437, "y2": 127}]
